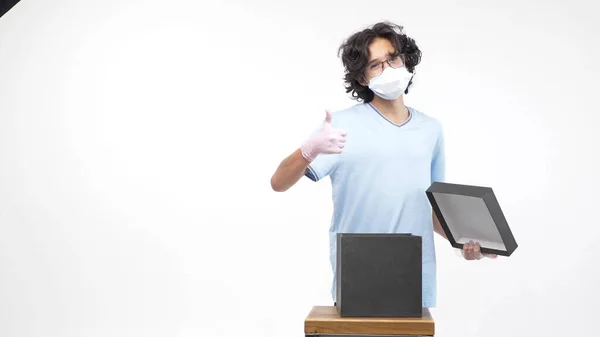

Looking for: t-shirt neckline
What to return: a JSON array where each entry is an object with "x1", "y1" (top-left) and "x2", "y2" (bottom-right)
[{"x1": 367, "y1": 102, "x2": 412, "y2": 127}]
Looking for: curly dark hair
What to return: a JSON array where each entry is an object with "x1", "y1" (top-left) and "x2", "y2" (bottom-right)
[{"x1": 338, "y1": 21, "x2": 422, "y2": 102}]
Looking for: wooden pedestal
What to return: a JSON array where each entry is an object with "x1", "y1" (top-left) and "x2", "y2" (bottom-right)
[{"x1": 304, "y1": 306, "x2": 435, "y2": 336}]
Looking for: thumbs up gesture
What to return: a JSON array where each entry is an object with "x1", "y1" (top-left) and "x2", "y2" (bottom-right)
[{"x1": 300, "y1": 110, "x2": 348, "y2": 162}]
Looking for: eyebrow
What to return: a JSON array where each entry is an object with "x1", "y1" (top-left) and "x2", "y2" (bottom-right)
[{"x1": 368, "y1": 52, "x2": 396, "y2": 66}]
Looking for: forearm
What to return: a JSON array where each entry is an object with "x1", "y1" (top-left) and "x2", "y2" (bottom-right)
[{"x1": 270, "y1": 149, "x2": 311, "y2": 192}]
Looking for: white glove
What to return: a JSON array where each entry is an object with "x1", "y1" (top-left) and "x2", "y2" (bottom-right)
[
  {"x1": 300, "y1": 110, "x2": 347, "y2": 162},
  {"x1": 459, "y1": 241, "x2": 498, "y2": 260}
]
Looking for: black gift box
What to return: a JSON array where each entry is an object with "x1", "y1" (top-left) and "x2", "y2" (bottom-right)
[
  {"x1": 336, "y1": 233, "x2": 422, "y2": 318},
  {"x1": 426, "y1": 182, "x2": 518, "y2": 257}
]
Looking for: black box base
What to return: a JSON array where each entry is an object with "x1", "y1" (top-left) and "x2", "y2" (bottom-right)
[{"x1": 336, "y1": 233, "x2": 422, "y2": 318}]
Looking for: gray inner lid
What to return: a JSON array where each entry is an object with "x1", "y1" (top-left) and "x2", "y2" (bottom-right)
[{"x1": 433, "y1": 192, "x2": 506, "y2": 251}]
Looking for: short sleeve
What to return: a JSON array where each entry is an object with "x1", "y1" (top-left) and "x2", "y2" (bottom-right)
[
  {"x1": 303, "y1": 127, "x2": 340, "y2": 182},
  {"x1": 431, "y1": 125, "x2": 446, "y2": 183},
  {"x1": 306, "y1": 153, "x2": 339, "y2": 182}
]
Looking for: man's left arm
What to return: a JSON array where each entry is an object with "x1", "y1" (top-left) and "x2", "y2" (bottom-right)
[
  {"x1": 430, "y1": 123, "x2": 495, "y2": 260},
  {"x1": 431, "y1": 123, "x2": 448, "y2": 241}
]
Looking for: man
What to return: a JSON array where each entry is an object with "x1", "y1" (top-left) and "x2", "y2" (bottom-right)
[{"x1": 270, "y1": 21, "x2": 495, "y2": 308}]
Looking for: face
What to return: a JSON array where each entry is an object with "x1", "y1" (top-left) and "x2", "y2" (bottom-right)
[{"x1": 361, "y1": 37, "x2": 404, "y2": 85}]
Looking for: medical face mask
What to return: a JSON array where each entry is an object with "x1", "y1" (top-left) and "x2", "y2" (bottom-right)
[{"x1": 368, "y1": 66, "x2": 414, "y2": 101}]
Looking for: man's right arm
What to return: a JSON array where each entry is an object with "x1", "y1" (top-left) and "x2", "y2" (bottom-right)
[
  {"x1": 270, "y1": 110, "x2": 346, "y2": 192},
  {"x1": 270, "y1": 148, "x2": 311, "y2": 192}
]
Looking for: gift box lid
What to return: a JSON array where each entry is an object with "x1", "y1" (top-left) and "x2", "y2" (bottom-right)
[{"x1": 426, "y1": 182, "x2": 518, "y2": 256}]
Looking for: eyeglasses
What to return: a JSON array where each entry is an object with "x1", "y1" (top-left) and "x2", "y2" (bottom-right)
[{"x1": 365, "y1": 54, "x2": 406, "y2": 78}]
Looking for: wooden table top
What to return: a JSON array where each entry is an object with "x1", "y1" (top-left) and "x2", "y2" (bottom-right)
[{"x1": 304, "y1": 306, "x2": 435, "y2": 336}]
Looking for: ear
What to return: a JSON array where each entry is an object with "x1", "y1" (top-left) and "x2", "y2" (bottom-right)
[{"x1": 358, "y1": 75, "x2": 369, "y2": 87}]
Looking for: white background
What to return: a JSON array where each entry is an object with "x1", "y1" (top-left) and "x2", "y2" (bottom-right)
[{"x1": 1, "y1": 0, "x2": 599, "y2": 336}]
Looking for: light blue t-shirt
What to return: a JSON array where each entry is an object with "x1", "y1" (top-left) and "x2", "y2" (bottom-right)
[{"x1": 305, "y1": 102, "x2": 445, "y2": 308}]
